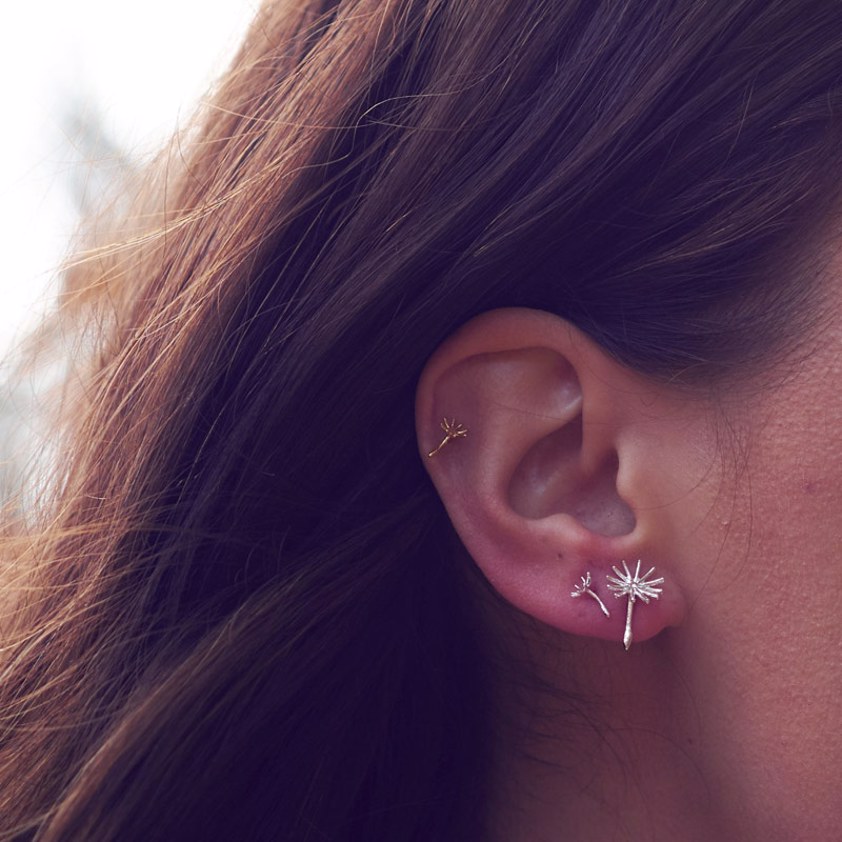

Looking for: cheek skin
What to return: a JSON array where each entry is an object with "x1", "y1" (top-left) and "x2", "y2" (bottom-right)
[{"x1": 681, "y1": 335, "x2": 842, "y2": 838}]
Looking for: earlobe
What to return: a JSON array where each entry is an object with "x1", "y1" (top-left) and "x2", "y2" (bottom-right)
[{"x1": 416, "y1": 308, "x2": 686, "y2": 649}]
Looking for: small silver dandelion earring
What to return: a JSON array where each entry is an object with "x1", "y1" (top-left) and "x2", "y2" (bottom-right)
[
  {"x1": 606, "y1": 560, "x2": 664, "y2": 650},
  {"x1": 570, "y1": 571, "x2": 610, "y2": 617},
  {"x1": 427, "y1": 418, "x2": 468, "y2": 457}
]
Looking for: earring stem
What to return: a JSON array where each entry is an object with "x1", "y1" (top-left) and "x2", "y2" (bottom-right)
[{"x1": 624, "y1": 595, "x2": 635, "y2": 650}]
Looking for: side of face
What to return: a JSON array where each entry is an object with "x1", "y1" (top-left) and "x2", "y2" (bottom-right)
[
  {"x1": 681, "y1": 302, "x2": 842, "y2": 836},
  {"x1": 415, "y1": 302, "x2": 842, "y2": 837}
]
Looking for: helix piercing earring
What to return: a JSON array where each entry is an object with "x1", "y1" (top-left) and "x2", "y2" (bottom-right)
[
  {"x1": 606, "y1": 560, "x2": 664, "y2": 651},
  {"x1": 427, "y1": 418, "x2": 468, "y2": 457},
  {"x1": 570, "y1": 571, "x2": 610, "y2": 617}
]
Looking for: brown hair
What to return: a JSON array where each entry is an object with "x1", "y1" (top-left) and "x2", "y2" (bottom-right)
[{"x1": 2, "y1": 1, "x2": 842, "y2": 838}]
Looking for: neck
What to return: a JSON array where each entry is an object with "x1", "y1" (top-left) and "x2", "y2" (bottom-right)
[{"x1": 485, "y1": 623, "x2": 725, "y2": 842}]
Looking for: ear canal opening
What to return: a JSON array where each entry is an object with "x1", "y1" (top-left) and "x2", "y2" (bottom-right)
[
  {"x1": 565, "y1": 451, "x2": 636, "y2": 537},
  {"x1": 508, "y1": 421, "x2": 636, "y2": 537}
]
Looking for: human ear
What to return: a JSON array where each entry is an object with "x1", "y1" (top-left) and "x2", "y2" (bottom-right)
[{"x1": 415, "y1": 308, "x2": 687, "y2": 648}]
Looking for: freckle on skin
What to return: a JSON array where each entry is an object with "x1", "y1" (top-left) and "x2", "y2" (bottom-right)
[{"x1": 802, "y1": 481, "x2": 818, "y2": 495}]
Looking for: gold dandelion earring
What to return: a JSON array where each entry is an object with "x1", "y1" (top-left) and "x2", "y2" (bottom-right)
[
  {"x1": 606, "y1": 560, "x2": 664, "y2": 650},
  {"x1": 571, "y1": 571, "x2": 610, "y2": 617},
  {"x1": 427, "y1": 418, "x2": 468, "y2": 457}
]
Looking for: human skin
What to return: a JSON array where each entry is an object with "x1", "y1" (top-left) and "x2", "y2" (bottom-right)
[
  {"x1": 419, "y1": 272, "x2": 842, "y2": 839},
  {"x1": 668, "y1": 296, "x2": 842, "y2": 840},
  {"x1": 507, "y1": 312, "x2": 840, "y2": 840}
]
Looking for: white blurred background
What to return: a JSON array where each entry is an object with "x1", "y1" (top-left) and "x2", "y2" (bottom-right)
[
  {"x1": 0, "y1": 1, "x2": 259, "y2": 501},
  {"x1": 0, "y1": 0, "x2": 258, "y2": 359}
]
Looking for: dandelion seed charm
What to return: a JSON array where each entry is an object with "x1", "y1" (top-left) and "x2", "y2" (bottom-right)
[
  {"x1": 427, "y1": 418, "x2": 468, "y2": 457},
  {"x1": 606, "y1": 560, "x2": 664, "y2": 651},
  {"x1": 571, "y1": 571, "x2": 610, "y2": 617}
]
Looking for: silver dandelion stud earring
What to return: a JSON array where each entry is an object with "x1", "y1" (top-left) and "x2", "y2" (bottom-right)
[
  {"x1": 606, "y1": 560, "x2": 664, "y2": 651},
  {"x1": 571, "y1": 571, "x2": 610, "y2": 617}
]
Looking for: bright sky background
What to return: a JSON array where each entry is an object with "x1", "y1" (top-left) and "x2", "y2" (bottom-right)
[{"x1": 0, "y1": 0, "x2": 258, "y2": 359}]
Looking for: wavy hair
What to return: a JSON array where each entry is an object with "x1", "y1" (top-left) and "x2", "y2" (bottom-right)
[{"x1": 2, "y1": 1, "x2": 842, "y2": 838}]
